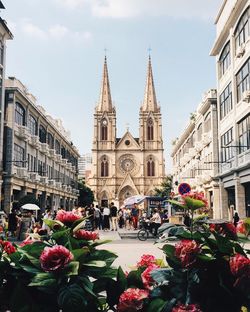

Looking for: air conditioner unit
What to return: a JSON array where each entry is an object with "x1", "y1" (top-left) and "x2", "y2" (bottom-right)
[
  {"x1": 40, "y1": 176, "x2": 48, "y2": 184},
  {"x1": 242, "y1": 90, "x2": 250, "y2": 102},
  {"x1": 16, "y1": 168, "x2": 28, "y2": 178},
  {"x1": 236, "y1": 44, "x2": 245, "y2": 58}
]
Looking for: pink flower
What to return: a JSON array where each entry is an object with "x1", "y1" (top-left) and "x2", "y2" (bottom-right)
[
  {"x1": 74, "y1": 230, "x2": 99, "y2": 241},
  {"x1": 0, "y1": 240, "x2": 16, "y2": 254},
  {"x1": 20, "y1": 239, "x2": 34, "y2": 247},
  {"x1": 117, "y1": 288, "x2": 149, "y2": 312},
  {"x1": 141, "y1": 264, "x2": 160, "y2": 288},
  {"x1": 40, "y1": 245, "x2": 73, "y2": 272},
  {"x1": 172, "y1": 303, "x2": 203, "y2": 312},
  {"x1": 230, "y1": 254, "x2": 250, "y2": 278},
  {"x1": 137, "y1": 254, "x2": 156, "y2": 267},
  {"x1": 55, "y1": 210, "x2": 81, "y2": 226},
  {"x1": 182, "y1": 192, "x2": 208, "y2": 207},
  {"x1": 175, "y1": 240, "x2": 201, "y2": 268}
]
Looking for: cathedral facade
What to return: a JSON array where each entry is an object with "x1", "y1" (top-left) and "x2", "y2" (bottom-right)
[{"x1": 87, "y1": 56, "x2": 165, "y2": 207}]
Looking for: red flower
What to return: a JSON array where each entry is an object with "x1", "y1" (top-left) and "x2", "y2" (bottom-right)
[
  {"x1": 172, "y1": 303, "x2": 202, "y2": 312},
  {"x1": 210, "y1": 222, "x2": 237, "y2": 240},
  {"x1": 40, "y1": 245, "x2": 73, "y2": 272},
  {"x1": 141, "y1": 264, "x2": 159, "y2": 289},
  {"x1": 74, "y1": 230, "x2": 99, "y2": 241},
  {"x1": 55, "y1": 210, "x2": 81, "y2": 226},
  {"x1": 117, "y1": 288, "x2": 149, "y2": 312},
  {"x1": 237, "y1": 221, "x2": 247, "y2": 235},
  {"x1": 0, "y1": 240, "x2": 16, "y2": 254},
  {"x1": 230, "y1": 254, "x2": 250, "y2": 278},
  {"x1": 182, "y1": 192, "x2": 208, "y2": 207},
  {"x1": 20, "y1": 239, "x2": 34, "y2": 247},
  {"x1": 175, "y1": 240, "x2": 201, "y2": 268},
  {"x1": 137, "y1": 254, "x2": 156, "y2": 267}
]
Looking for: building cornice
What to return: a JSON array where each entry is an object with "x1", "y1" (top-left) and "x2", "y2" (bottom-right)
[{"x1": 171, "y1": 121, "x2": 195, "y2": 156}]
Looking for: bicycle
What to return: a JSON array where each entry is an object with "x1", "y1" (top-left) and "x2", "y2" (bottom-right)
[{"x1": 137, "y1": 220, "x2": 158, "y2": 241}]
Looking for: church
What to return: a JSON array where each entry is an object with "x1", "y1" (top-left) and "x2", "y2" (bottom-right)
[{"x1": 87, "y1": 56, "x2": 165, "y2": 207}]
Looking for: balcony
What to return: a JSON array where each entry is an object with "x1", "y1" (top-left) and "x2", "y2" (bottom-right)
[
  {"x1": 55, "y1": 182, "x2": 62, "y2": 189},
  {"x1": 66, "y1": 186, "x2": 72, "y2": 193},
  {"x1": 28, "y1": 172, "x2": 40, "y2": 182},
  {"x1": 15, "y1": 125, "x2": 29, "y2": 141},
  {"x1": 15, "y1": 167, "x2": 28, "y2": 178},
  {"x1": 29, "y1": 135, "x2": 40, "y2": 148},
  {"x1": 62, "y1": 184, "x2": 67, "y2": 191},
  {"x1": 49, "y1": 149, "x2": 56, "y2": 159},
  {"x1": 40, "y1": 176, "x2": 48, "y2": 184},
  {"x1": 238, "y1": 149, "x2": 250, "y2": 166},
  {"x1": 40, "y1": 143, "x2": 50, "y2": 155},
  {"x1": 48, "y1": 179, "x2": 56, "y2": 187},
  {"x1": 55, "y1": 154, "x2": 62, "y2": 163},
  {"x1": 194, "y1": 141, "x2": 203, "y2": 153},
  {"x1": 61, "y1": 159, "x2": 68, "y2": 167}
]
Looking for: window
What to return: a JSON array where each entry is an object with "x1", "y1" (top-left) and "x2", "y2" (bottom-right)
[
  {"x1": 14, "y1": 144, "x2": 25, "y2": 167},
  {"x1": 236, "y1": 58, "x2": 250, "y2": 102},
  {"x1": 101, "y1": 119, "x2": 108, "y2": 141},
  {"x1": 101, "y1": 156, "x2": 109, "y2": 177},
  {"x1": 219, "y1": 42, "x2": 231, "y2": 76},
  {"x1": 147, "y1": 118, "x2": 154, "y2": 140},
  {"x1": 55, "y1": 140, "x2": 60, "y2": 154},
  {"x1": 235, "y1": 7, "x2": 250, "y2": 50},
  {"x1": 221, "y1": 128, "x2": 234, "y2": 161},
  {"x1": 61, "y1": 146, "x2": 66, "y2": 159},
  {"x1": 39, "y1": 125, "x2": 46, "y2": 143},
  {"x1": 220, "y1": 83, "x2": 233, "y2": 119},
  {"x1": 0, "y1": 41, "x2": 3, "y2": 65},
  {"x1": 204, "y1": 113, "x2": 211, "y2": 133},
  {"x1": 197, "y1": 124, "x2": 202, "y2": 141},
  {"x1": 47, "y1": 132, "x2": 54, "y2": 149},
  {"x1": 147, "y1": 157, "x2": 155, "y2": 176},
  {"x1": 238, "y1": 115, "x2": 250, "y2": 154},
  {"x1": 15, "y1": 103, "x2": 25, "y2": 126},
  {"x1": 28, "y1": 114, "x2": 37, "y2": 135}
]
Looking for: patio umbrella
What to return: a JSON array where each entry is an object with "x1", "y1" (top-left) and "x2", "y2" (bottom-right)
[
  {"x1": 124, "y1": 195, "x2": 147, "y2": 207},
  {"x1": 21, "y1": 203, "x2": 40, "y2": 211}
]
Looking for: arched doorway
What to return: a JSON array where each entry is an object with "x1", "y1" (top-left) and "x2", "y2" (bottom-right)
[
  {"x1": 118, "y1": 186, "x2": 137, "y2": 207},
  {"x1": 100, "y1": 191, "x2": 109, "y2": 207}
]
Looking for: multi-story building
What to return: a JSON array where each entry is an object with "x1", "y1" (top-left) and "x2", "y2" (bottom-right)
[
  {"x1": 2, "y1": 77, "x2": 79, "y2": 213},
  {"x1": 78, "y1": 153, "x2": 92, "y2": 180},
  {"x1": 0, "y1": 2, "x2": 13, "y2": 210},
  {"x1": 172, "y1": 90, "x2": 219, "y2": 216},
  {"x1": 88, "y1": 56, "x2": 165, "y2": 207},
  {"x1": 211, "y1": 0, "x2": 250, "y2": 219}
]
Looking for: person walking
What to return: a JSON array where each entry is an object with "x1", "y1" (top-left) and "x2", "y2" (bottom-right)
[
  {"x1": 233, "y1": 212, "x2": 240, "y2": 227},
  {"x1": 94, "y1": 205, "x2": 101, "y2": 230},
  {"x1": 8, "y1": 209, "x2": 18, "y2": 237},
  {"x1": 131, "y1": 203, "x2": 139, "y2": 230},
  {"x1": 110, "y1": 202, "x2": 118, "y2": 231},
  {"x1": 103, "y1": 206, "x2": 110, "y2": 231}
]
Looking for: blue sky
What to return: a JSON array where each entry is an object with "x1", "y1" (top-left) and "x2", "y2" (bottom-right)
[{"x1": 2, "y1": 0, "x2": 222, "y2": 171}]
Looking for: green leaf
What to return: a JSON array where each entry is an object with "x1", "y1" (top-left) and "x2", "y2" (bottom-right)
[
  {"x1": 58, "y1": 284, "x2": 87, "y2": 311},
  {"x1": 168, "y1": 199, "x2": 187, "y2": 209},
  {"x1": 127, "y1": 268, "x2": 144, "y2": 289},
  {"x1": 80, "y1": 277, "x2": 97, "y2": 298},
  {"x1": 29, "y1": 273, "x2": 57, "y2": 287},
  {"x1": 147, "y1": 298, "x2": 166, "y2": 312},
  {"x1": 88, "y1": 249, "x2": 118, "y2": 267},
  {"x1": 197, "y1": 254, "x2": 216, "y2": 261},
  {"x1": 151, "y1": 268, "x2": 173, "y2": 284},
  {"x1": 51, "y1": 228, "x2": 70, "y2": 240},
  {"x1": 184, "y1": 197, "x2": 206, "y2": 211},
  {"x1": 72, "y1": 247, "x2": 90, "y2": 262},
  {"x1": 72, "y1": 218, "x2": 87, "y2": 233},
  {"x1": 162, "y1": 244, "x2": 176, "y2": 258},
  {"x1": 83, "y1": 260, "x2": 106, "y2": 268},
  {"x1": 43, "y1": 218, "x2": 64, "y2": 229},
  {"x1": 65, "y1": 261, "x2": 79, "y2": 276},
  {"x1": 117, "y1": 266, "x2": 127, "y2": 292}
]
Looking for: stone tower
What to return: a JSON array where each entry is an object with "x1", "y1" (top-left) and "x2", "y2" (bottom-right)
[{"x1": 88, "y1": 56, "x2": 165, "y2": 207}]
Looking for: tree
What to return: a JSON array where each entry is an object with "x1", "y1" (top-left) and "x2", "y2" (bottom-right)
[
  {"x1": 78, "y1": 180, "x2": 94, "y2": 207},
  {"x1": 154, "y1": 175, "x2": 173, "y2": 198}
]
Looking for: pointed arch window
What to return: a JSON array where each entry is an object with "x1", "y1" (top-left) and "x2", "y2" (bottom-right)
[
  {"x1": 147, "y1": 157, "x2": 155, "y2": 176},
  {"x1": 101, "y1": 119, "x2": 108, "y2": 141},
  {"x1": 101, "y1": 156, "x2": 109, "y2": 177},
  {"x1": 147, "y1": 118, "x2": 154, "y2": 140}
]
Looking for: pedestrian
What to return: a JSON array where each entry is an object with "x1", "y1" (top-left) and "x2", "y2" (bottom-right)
[
  {"x1": 110, "y1": 202, "x2": 118, "y2": 231},
  {"x1": 103, "y1": 206, "x2": 110, "y2": 231},
  {"x1": 131, "y1": 203, "x2": 139, "y2": 230},
  {"x1": 150, "y1": 208, "x2": 161, "y2": 236},
  {"x1": 87, "y1": 203, "x2": 95, "y2": 230},
  {"x1": 233, "y1": 212, "x2": 240, "y2": 227},
  {"x1": 42, "y1": 209, "x2": 53, "y2": 232},
  {"x1": 124, "y1": 208, "x2": 131, "y2": 230},
  {"x1": 94, "y1": 205, "x2": 101, "y2": 230},
  {"x1": 8, "y1": 209, "x2": 18, "y2": 237},
  {"x1": 118, "y1": 208, "x2": 124, "y2": 228}
]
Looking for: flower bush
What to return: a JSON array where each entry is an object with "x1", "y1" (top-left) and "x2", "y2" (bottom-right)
[{"x1": 0, "y1": 211, "x2": 118, "y2": 312}]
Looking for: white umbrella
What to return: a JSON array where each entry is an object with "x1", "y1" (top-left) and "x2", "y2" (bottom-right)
[
  {"x1": 124, "y1": 195, "x2": 147, "y2": 207},
  {"x1": 21, "y1": 203, "x2": 40, "y2": 211}
]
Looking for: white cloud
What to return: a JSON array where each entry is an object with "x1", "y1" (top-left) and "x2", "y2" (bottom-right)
[
  {"x1": 55, "y1": 0, "x2": 222, "y2": 20},
  {"x1": 49, "y1": 24, "x2": 69, "y2": 39},
  {"x1": 20, "y1": 20, "x2": 92, "y2": 42}
]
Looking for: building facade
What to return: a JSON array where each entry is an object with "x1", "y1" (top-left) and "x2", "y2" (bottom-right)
[
  {"x1": 78, "y1": 153, "x2": 92, "y2": 180},
  {"x1": 0, "y1": 5, "x2": 13, "y2": 210},
  {"x1": 88, "y1": 56, "x2": 165, "y2": 207},
  {"x1": 211, "y1": 0, "x2": 250, "y2": 219},
  {"x1": 3, "y1": 77, "x2": 79, "y2": 213},
  {"x1": 172, "y1": 90, "x2": 219, "y2": 216}
]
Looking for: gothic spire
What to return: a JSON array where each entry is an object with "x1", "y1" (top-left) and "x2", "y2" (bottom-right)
[
  {"x1": 141, "y1": 55, "x2": 158, "y2": 112},
  {"x1": 97, "y1": 56, "x2": 113, "y2": 112}
]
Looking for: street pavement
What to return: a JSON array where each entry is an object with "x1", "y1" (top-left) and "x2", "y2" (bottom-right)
[{"x1": 98, "y1": 230, "x2": 165, "y2": 270}]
